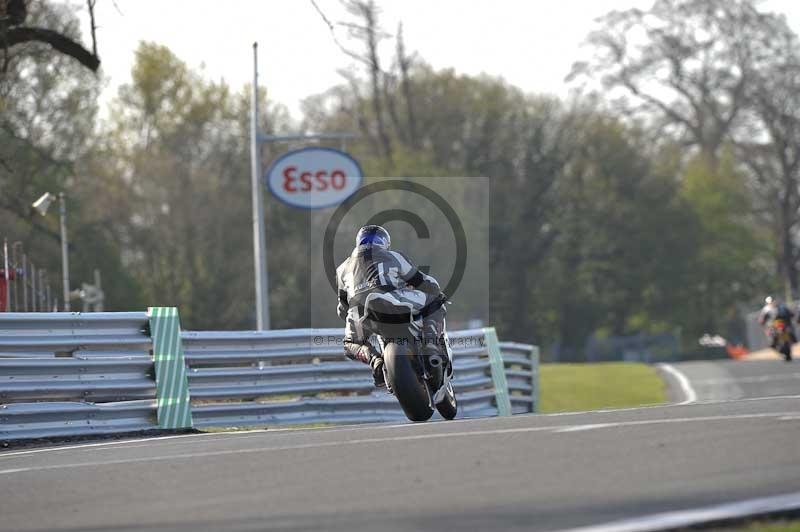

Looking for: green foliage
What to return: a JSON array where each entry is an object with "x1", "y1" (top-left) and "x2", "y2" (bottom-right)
[
  {"x1": 678, "y1": 150, "x2": 769, "y2": 338},
  {"x1": 91, "y1": 39, "x2": 771, "y2": 342},
  {"x1": 1, "y1": 0, "x2": 788, "y2": 355},
  {"x1": 96, "y1": 42, "x2": 275, "y2": 327},
  {"x1": 0, "y1": 0, "x2": 140, "y2": 310},
  {"x1": 536, "y1": 114, "x2": 698, "y2": 355}
]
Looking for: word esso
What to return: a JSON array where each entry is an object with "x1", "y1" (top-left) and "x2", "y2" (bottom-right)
[{"x1": 266, "y1": 147, "x2": 363, "y2": 209}]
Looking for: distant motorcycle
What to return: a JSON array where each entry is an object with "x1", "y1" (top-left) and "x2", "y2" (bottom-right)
[
  {"x1": 771, "y1": 319, "x2": 793, "y2": 362},
  {"x1": 360, "y1": 293, "x2": 457, "y2": 422}
]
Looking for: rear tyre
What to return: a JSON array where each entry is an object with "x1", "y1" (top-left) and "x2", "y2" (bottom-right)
[
  {"x1": 435, "y1": 381, "x2": 458, "y2": 420},
  {"x1": 384, "y1": 341, "x2": 434, "y2": 422}
]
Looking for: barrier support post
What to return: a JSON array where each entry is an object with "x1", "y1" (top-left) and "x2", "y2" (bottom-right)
[
  {"x1": 148, "y1": 307, "x2": 193, "y2": 429},
  {"x1": 483, "y1": 327, "x2": 512, "y2": 416},
  {"x1": 531, "y1": 345, "x2": 540, "y2": 413}
]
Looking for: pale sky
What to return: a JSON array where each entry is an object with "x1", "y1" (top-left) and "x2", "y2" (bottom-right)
[{"x1": 73, "y1": 0, "x2": 800, "y2": 120}]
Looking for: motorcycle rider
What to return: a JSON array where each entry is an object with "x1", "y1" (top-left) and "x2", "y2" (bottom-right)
[
  {"x1": 335, "y1": 225, "x2": 449, "y2": 388},
  {"x1": 758, "y1": 296, "x2": 797, "y2": 349}
]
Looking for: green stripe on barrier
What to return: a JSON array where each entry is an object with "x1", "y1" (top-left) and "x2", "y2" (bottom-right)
[
  {"x1": 483, "y1": 327, "x2": 512, "y2": 417},
  {"x1": 531, "y1": 345, "x2": 540, "y2": 413},
  {"x1": 148, "y1": 307, "x2": 193, "y2": 429}
]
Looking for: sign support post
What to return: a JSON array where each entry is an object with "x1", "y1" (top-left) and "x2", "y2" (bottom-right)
[
  {"x1": 250, "y1": 42, "x2": 270, "y2": 330},
  {"x1": 250, "y1": 43, "x2": 357, "y2": 330}
]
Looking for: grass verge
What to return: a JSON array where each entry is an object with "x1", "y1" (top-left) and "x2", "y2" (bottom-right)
[
  {"x1": 539, "y1": 362, "x2": 666, "y2": 413},
  {"x1": 740, "y1": 520, "x2": 800, "y2": 532}
]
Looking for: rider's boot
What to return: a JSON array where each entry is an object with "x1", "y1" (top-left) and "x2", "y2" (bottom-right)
[
  {"x1": 369, "y1": 354, "x2": 386, "y2": 388},
  {"x1": 344, "y1": 339, "x2": 385, "y2": 388}
]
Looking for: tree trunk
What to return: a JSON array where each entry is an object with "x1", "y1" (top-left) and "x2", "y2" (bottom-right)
[
  {"x1": 396, "y1": 23, "x2": 419, "y2": 149},
  {"x1": 362, "y1": 1, "x2": 392, "y2": 163},
  {"x1": 382, "y1": 72, "x2": 407, "y2": 145},
  {"x1": 780, "y1": 209, "x2": 799, "y2": 301}
]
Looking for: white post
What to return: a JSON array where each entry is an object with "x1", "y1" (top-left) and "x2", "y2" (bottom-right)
[
  {"x1": 250, "y1": 42, "x2": 270, "y2": 330},
  {"x1": 94, "y1": 269, "x2": 104, "y2": 312},
  {"x1": 3, "y1": 238, "x2": 9, "y2": 312},
  {"x1": 59, "y1": 192, "x2": 70, "y2": 312}
]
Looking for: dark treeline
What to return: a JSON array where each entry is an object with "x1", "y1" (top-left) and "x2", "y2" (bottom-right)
[{"x1": 2, "y1": 0, "x2": 799, "y2": 358}]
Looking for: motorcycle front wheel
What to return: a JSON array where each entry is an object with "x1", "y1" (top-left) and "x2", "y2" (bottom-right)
[{"x1": 383, "y1": 341, "x2": 434, "y2": 422}]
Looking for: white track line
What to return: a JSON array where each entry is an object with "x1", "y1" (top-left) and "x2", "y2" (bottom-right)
[
  {"x1": 692, "y1": 372, "x2": 800, "y2": 385},
  {"x1": 0, "y1": 411, "x2": 795, "y2": 476},
  {"x1": 4, "y1": 395, "x2": 798, "y2": 459},
  {"x1": 658, "y1": 363, "x2": 697, "y2": 405},
  {"x1": 0, "y1": 429, "x2": 267, "y2": 459},
  {"x1": 0, "y1": 423, "x2": 402, "y2": 459},
  {"x1": 553, "y1": 424, "x2": 614, "y2": 433},
  {"x1": 556, "y1": 491, "x2": 800, "y2": 532}
]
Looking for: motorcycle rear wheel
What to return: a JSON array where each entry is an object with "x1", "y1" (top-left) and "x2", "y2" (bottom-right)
[
  {"x1": 780, "y1": 343, "x2": 793, "y2": 361},
  {"x1": 383, "y1": 341, "x2": 434, "y2": 422}
]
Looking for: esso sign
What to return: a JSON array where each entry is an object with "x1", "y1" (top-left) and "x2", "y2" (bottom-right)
[{"x1": 265, "y1": 147, "x2": 363, "y2": 209}]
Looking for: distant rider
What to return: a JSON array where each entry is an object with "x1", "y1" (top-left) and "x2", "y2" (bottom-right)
[
  {"x1": 758, "y1": 296, "x2": 797, "y2": 349},
  {"x1": 335, "y1": 225, "x2": 449, "y2": 387}
]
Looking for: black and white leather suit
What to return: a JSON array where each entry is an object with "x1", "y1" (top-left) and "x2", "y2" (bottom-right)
[{"x1": 335, "y1": 244, "x2": 446, "y2": 364}]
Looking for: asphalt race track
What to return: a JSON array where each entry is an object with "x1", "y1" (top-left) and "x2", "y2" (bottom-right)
[
  {"x1": 1, "y1": 361, "x2": 798, "y2": 532},
  {"x1": 662, "y1": 359, "x2": 800, "y2": 402}
]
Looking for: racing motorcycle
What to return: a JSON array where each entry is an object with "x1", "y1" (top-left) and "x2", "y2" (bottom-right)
[
  {"x1": 772, "y1": 319, "x2": 794, "y2": 362},
  {"x1": 361, "y1": 292, "x2": 457, "y2": 422}
]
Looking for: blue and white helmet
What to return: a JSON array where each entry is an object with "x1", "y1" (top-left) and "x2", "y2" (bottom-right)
[{"x1": 356, "y1": 225, "x2": 391, "y2": 249}]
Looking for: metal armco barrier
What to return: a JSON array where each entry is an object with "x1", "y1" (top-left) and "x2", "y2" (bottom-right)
[
  {"x1": 0, "y1": 312, "x2": 159, "y2": 440},
  {"x1": 183, "y1": 327, "x2": 538, "y2": 428},
  {"x1": 0, "y1": 312, "x2": 152, "y2": 358},
  {"x1": 0, "y1": 312, "x2": 539, "y2": 441}
]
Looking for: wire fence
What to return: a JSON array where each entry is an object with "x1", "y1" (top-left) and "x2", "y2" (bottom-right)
[
  {"x1": 1, "y1": 237, "x2": 105, "y2": 313},
  {"x1": 1, "y1": 238, "x2": 57, "y2": 312}
]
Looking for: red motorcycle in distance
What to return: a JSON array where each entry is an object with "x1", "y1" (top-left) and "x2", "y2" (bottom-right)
[{"x1": 771, "y1": 319, "x2": 794, "y2": 362}]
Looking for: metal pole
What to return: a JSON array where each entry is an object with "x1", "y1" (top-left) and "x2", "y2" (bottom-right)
[
  {"x1": 12, "y1": 242, "x2": 21, "y2": 311},
  {"x1": 44, "y1": 272, "x2": 52, "y2": 312},
  {"x1": 250, "y1": 42, "x2": 270, "y2": 330},
  {"x1": 38, "y1": 269, "x2": 44, "y2": 311},
  {"x1": 58, "y1": 192, "x2": 70, "y2": 312},
  {"x1": 22, "y1": 254, "x2": 28, "y2": 311},
  {"x1": 3, "y1": 238, "x2": 9, "y2": 312},
  {"x1": 30, "y1": 262, "x2": 36, "y2": 312}
]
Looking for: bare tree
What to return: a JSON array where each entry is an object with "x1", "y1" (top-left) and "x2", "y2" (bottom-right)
[
  {"x1": 569, "y1": 0, "x2": 781, "y2": 167},
  {"x1": 337, "y1": 68, "x2": 380, "y2": 155},
  {"x1": 382, "y1": 69, "x2": 406, "y2": 145},
  {"x1": 340, "y1": 0, "x2": 393, "y2": 163},
  {"x1": 737, "y1": 25, "x2": 800, "y2": 299},
  {"x1": 396, "y1": 22, "x2": 419, "y2": 149}
]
